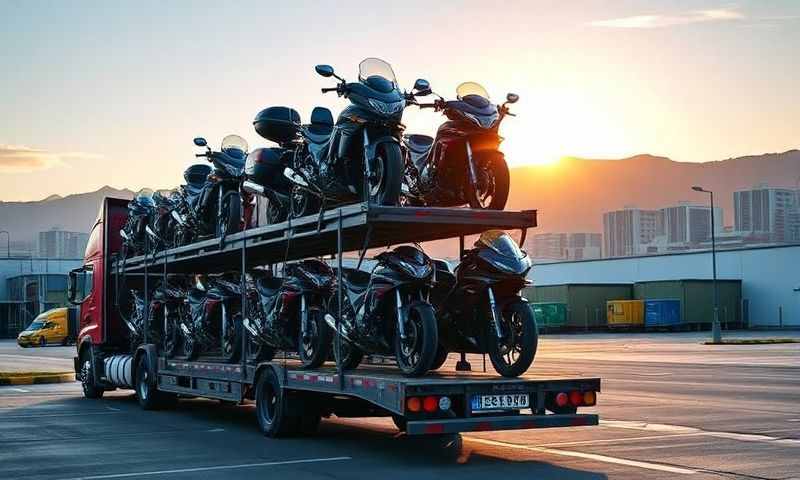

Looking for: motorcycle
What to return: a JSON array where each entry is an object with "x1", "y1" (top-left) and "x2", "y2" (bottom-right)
[
  {"x1": 241, "y1": 143, "x2": 296, "y2": 225},
  {"x1": 402, "y1": 82, "x2": 518, "y2": 210},
  {"x1": 148, "y1": 278, "x2": 190, "y2": 358},
  {"x1": 175, "y1": 135, "x2": 250, "y2": 241},
  {"x1": 179, "y1": 273, "x2": 243, "y2": 363},
  {"x1": 276, "y1": 58, "x2": 431, "y2": 215},
  {"x1": 171, "y1": 163, "x2": 212, "y2": 246},
  {"x1": 431, "y1": 230, "x2": 538, "y2": 377},
  {"x1": 120, "y1": 189, "x2": 155, "y2": 258},
  {"x1": 327, "y1": 245, "x2": 438, "y2": 377},
  {"x1": 243, "y1": 259, "x2": 334, "y2": 368},
  {"x1": 144, "y1": 189, "x2": 179, "y2": 254}
]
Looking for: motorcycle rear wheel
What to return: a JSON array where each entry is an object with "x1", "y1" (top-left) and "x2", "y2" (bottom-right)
[
  {"x1": 222, "y1": 313, "x2": 243, "y2": 363},
  {"x1": 332, "y1": 334, "x2": 363, "y2": 371},
  {"x1": 467, "y1": 151, "x2": 509, "y2": 210},
  {"x1": 368, "y1": 142, "x2": 403, "y2": 206},
  {"x1": 394, "y1": 301, "x2": 438, "y2": 377},
  {"x1": 486, "y1": 300, "x2": 538, "y2": 378}
]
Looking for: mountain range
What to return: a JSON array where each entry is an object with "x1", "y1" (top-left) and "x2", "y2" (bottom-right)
[{"x1": 1, "y1": 150, "x2": 798, "y2": 253}]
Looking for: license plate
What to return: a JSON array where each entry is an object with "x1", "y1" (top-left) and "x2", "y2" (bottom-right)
[{"x1": 471, "y1": 394, "x2": 529, "y2": 411}]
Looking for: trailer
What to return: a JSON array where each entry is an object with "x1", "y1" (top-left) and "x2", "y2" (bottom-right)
[{"x1": 70, "y1": 198, "x2": 600, "y2": 439}]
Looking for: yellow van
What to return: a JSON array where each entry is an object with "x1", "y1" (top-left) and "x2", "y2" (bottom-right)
[{"x1": 17, "y1": 307, "x2": 76, "y2": 347}]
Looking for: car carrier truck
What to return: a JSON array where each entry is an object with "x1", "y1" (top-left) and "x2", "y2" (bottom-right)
[{"x1": 68, "y1": 197, "x2": 600, "y2": 439}]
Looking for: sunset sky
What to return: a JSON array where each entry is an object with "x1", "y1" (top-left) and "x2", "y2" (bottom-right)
[{"x1": 1, "y1": 0, "x2": 798, "y2": 201}]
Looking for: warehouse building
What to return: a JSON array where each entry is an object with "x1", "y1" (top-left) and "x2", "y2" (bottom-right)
[{"x1": 529, "y1": 244, "x2": 800, "y2": 328}]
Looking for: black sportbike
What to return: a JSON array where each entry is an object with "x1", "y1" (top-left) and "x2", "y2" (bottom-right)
[
  {"x1": 432, "y1": 231, "x2": 538, "y2": 377},
  {"x1": 120, "y1": 189, "x2": 155, "y2": 258},
  {"x1": 171, "y1": 163, "x2": 212, "y2": 246},
  {"x1": 327, "y1": 245, "x2": 438, "y2": 377},
  {"x1": 276, "y1": 58, "x2": 431, "y2": 215},
  {"x1": 144, "y1": 189, "x2": 179, "y2": 254},
  {"x1": 403, "y1": 82, "x2": 518, "y2": 210},
  {"x1": 243, "y1": 260, "x2": 334, "y2": 368},
  {"x1": 179, "y1": 273, "x2": 243, "y2": 363}
]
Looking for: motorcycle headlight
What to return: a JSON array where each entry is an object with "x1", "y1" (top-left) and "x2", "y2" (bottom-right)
[
  {"x1": 463, "y1": 111, "x2": 498, "y2": 129},
  {"x1": 484, "y1": 255, "x2": 530, "y2": 275},
  {"x1": 397, "y1": 259, "x2": 433, "y2": 279},
  {"x1": 306, "y1": 272, "x2": 333, "y2": 289},
  {"x1": 368, "y1": 98, "x2": 405, "y2": 116}
]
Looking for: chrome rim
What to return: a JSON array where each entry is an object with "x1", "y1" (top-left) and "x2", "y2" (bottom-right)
[
  {"x1": 258, "y1": 381, "x2": 277, "y2": 425},
  {"x1": 369, "y1": 154, "x2": 386, "y2": 198},
  {"x1": 497, "y1": 310, "x2": 524, "y2": 366},
  {"x1": 475, "y1": 169, "x2": 496, "y2": 208},
  {"x1": 399, "y1": 310, "x2": 422, "y2": 368}
]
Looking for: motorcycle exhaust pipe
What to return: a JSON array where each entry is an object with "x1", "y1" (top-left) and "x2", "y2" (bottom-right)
[
  {"x1": 242, "y1": 180, "x2": 266, "y2": 196},
  {"x1": 119, "y1": 229, "x2": 130, "y2": 241},
  {"x1": 324, "y1": 313, "x2": 351, "y2": 340},
  {"x1": 283, "y1": 167, "x2": 309, "y2": 188}
]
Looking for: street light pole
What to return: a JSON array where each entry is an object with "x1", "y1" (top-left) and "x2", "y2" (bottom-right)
[
  {"x1": 692, "y1": 186, "x2": 721, "y2": 343},
  {"x1": 0, "y1": 230, "x2": 9, "y2": 258}
]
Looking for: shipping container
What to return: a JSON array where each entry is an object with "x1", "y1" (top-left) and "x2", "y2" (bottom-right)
[
  {"x1": 634, "y1": 279, "x2": 742, "y2": 329},
  {"x1": 526, "y1": 284, "x2": 633, "y2": 329},
  {"x1": 532, "y1": 302, "x2": 568, "y2": 330},
  {"x1": 644, "y1": 299, "x2": 681, "y2": 328},
  {"x1": 606, "y1": 300, "x2": 644, "y2": 329}
]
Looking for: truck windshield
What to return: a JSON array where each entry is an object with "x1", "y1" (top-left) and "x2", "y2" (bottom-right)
[{"x1": 25, "y1": 320, "x2": 44, "y2": 331}]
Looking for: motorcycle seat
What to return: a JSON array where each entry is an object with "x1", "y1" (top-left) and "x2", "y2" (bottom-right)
[
  {"x1": 305, "y1": 107, "x2": 334, "y2": 145},
  {"x1": 405, "y1": 134, "x2": 434, "y2": 154},
  {"x1": 256, "y1": 276, "x2": 283, "y2": 297}
]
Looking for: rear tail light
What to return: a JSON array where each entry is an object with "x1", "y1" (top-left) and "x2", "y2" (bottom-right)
[
  {"x1": 555, "y1": 392, "x2": 569, "y2": 407},
  {"x1": 423, "y1": 396, "x2": 439, "y2": 413},
  {"x1": 583, "y1": 391, "x2": 596, "y2": 406},
  {"x1": 569, "y1": 391, "x2": 583, "y2": 406},
  {"x1": 407, "y1": 397, "x2": 422, "y2": 412}
]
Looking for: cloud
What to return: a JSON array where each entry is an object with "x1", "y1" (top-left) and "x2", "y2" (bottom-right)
[
  {"x1": 0, "y1": 145, "x2": 103, "y2": 173},
  {"x1": 589, "y1": 8, "x2": 744, "y2": 29}
]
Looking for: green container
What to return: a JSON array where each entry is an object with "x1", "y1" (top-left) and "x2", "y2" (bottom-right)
[
  {"x1": 634, "y1": 279, "x2": 742, "y2": 328},
  {"x1": 531, "y1": 302, "x2": 568, "y2": 329},
  {"x1": 526, "y1": 284, "x2": 634, "y2": 329}
]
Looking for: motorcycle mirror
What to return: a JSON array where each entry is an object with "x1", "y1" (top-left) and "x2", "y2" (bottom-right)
[
  {"x1": 315, "y1": 65, "x2": 335, "y2": 78},
  {"x1": 506, "y1": 93, "x2": 520, "y2": 104},
  {"x1": 413, "y1": 78, "x2": 430, "y2": 91},
  {"x1": 193, "y1": 137, "x2": 208, "y2": 147}
]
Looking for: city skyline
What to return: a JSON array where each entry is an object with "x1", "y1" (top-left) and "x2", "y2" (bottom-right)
[{"x1": 1, "y1": 1, "x2": 799, "y2": 201}]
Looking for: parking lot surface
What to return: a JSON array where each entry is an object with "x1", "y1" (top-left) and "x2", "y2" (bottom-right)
[{"x1": 1, "y1": 332, "x2": 798, "y2": 479}]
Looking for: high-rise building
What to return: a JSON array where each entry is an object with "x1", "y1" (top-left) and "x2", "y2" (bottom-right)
[
  {"x1": 659, "y1": 204, "x2": 723, "y2": 246},
  {"x1": 38, "y1": 229, "x2": 89, "y2": 259},
  {"x1": 603, "y1": 208, "x2": 661, "y2": 257},
  {"x1": 734, "y1": 186, "x2": 798, "y2": 242},
  {"x1": 529, "y1": 233, "x2": 602, "y2": 260}
]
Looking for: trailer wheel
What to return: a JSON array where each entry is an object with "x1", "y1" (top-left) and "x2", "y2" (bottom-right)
[
  {"x1": 135, "y1": 355, "x2": 177, "y2": 410},
  {"x1": 255, "y1": 368, "x2": 297, "y2": 437},
  {"x1": 79, "y1": 353, "x2": 103, "y2": 399}
]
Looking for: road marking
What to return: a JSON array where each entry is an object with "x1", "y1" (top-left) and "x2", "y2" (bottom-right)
[
  {"x1": 59, "y1": 456, "x2": 352, "y2": 479},
  {"x1": 540, "y1": 432, "x2": 705, "y2": 447},
  {"x1": 466, "y1": 437, "x2": 697, "y2": 474},
  {"x1": 0, "y1": 411, "x2": 122, "y2": 419},
  {"x1": 602, "y1": 419, "x2": 800, "y2": 446},
  {"x1": 8, "y1": 388, "x2": 29, "y2": 393}
]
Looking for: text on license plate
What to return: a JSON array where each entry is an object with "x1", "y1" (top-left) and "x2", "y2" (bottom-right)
[{"x1": 471, "y1": 394, "x2": 529, "y2": 411}]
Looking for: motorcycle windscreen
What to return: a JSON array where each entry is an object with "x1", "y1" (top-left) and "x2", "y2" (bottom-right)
[{"x1": 358, "y1": 58, "x2": 397, "y2": 92}]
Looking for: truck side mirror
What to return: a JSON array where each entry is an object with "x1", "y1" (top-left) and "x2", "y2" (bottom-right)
[{"x1": 68, "y1": 270, "x2": 79, "y2": 305}]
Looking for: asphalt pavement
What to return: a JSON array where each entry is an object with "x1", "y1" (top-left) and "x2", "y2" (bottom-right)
[{"x1": 0, "y1": 332, "x2": 798, "y2": 480}]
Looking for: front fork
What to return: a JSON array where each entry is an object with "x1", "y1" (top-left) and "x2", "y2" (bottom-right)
[
  {"x1": 300, "y1": 294, "x2": 309, "y2": 341},
  {"x1": 465, "y1": 140, "x2": 478, "y2": 187},
  {"x1": 487, "y1": 287, "x2": 504, "y2": 339}
]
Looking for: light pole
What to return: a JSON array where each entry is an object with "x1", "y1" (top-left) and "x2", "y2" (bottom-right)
[
  {"x1": 692, "y1": 186, "x2": 721, "y2": 343},
  {"x1": 0, "y1": 230, "x2": 9, "y2": 258}
]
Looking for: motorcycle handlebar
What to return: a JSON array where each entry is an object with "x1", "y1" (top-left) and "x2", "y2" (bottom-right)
[
  {"x1": 321, "y1": 87, "x2": 338, "y2": 93},
  {"x1": 417, "y1": 103, "x2": 437, "y2": 109}
]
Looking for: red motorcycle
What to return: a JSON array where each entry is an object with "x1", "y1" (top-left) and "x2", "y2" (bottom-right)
[{"x1": 402, "y1": 82, "x2": 518, "y2": 210}]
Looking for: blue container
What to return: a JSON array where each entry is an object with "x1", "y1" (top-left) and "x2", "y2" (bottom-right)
[{"x1": 644, "y1": 299, "x2": 681, "y2": 328}]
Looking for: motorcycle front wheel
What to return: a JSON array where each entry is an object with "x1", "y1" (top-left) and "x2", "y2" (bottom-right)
[
  {"x1": 222, "y1": 312, "x2": 243, "y2": 363},
  {"x1": 486, "y1": 300, "x2": 538, "y2": 377},
  {"x1": 394, "y1": 301, "x2": 438, "y2": 377},
  {"x1": 467, "y1": 151, "x2": 510, "y2": 210},
  {"x1": 332, "y1": 334, "x2": 363, "y2": 371},
  {"x1": 290, "y1": 186, "x2": 320, "y2": 219},
  {"x1": 368, "y1": 142, "x2": 403, "y2": 206},
  {"x1": 217, "y1": 191, "x2": 242, "y2": 236},
  {"x1": 298, "y1": 307, "x2": 333, "y2": 369}
]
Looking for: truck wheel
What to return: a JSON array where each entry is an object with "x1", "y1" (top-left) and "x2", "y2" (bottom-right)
[
  {"x1": 298, "y1": 308, "x2": 332, "y2": 369},
  {"x1": 255, "y1": 368, "x2": 297, "y2": 437},
  {"x1": 135, "y1": 355, "x2": 177, "y2": 410},
  {"x1": 487, "y1": 300, "x2": 538, "y2": 378},
  {"x1": 80, "y1": 353, "x2": 104, "y2": 399},
  {"x1": 394, "y1": 302, "x2": 438, "y2": 377}
]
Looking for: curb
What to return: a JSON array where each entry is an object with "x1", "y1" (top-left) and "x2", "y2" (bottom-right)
[{"x1": 0, "y1": 372, "x2": 76, "y2": 386}]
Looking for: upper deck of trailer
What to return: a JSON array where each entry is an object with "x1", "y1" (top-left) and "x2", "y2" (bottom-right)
[{"x1": 114, "y1": 203, "x2": 537, "y2": 274}]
